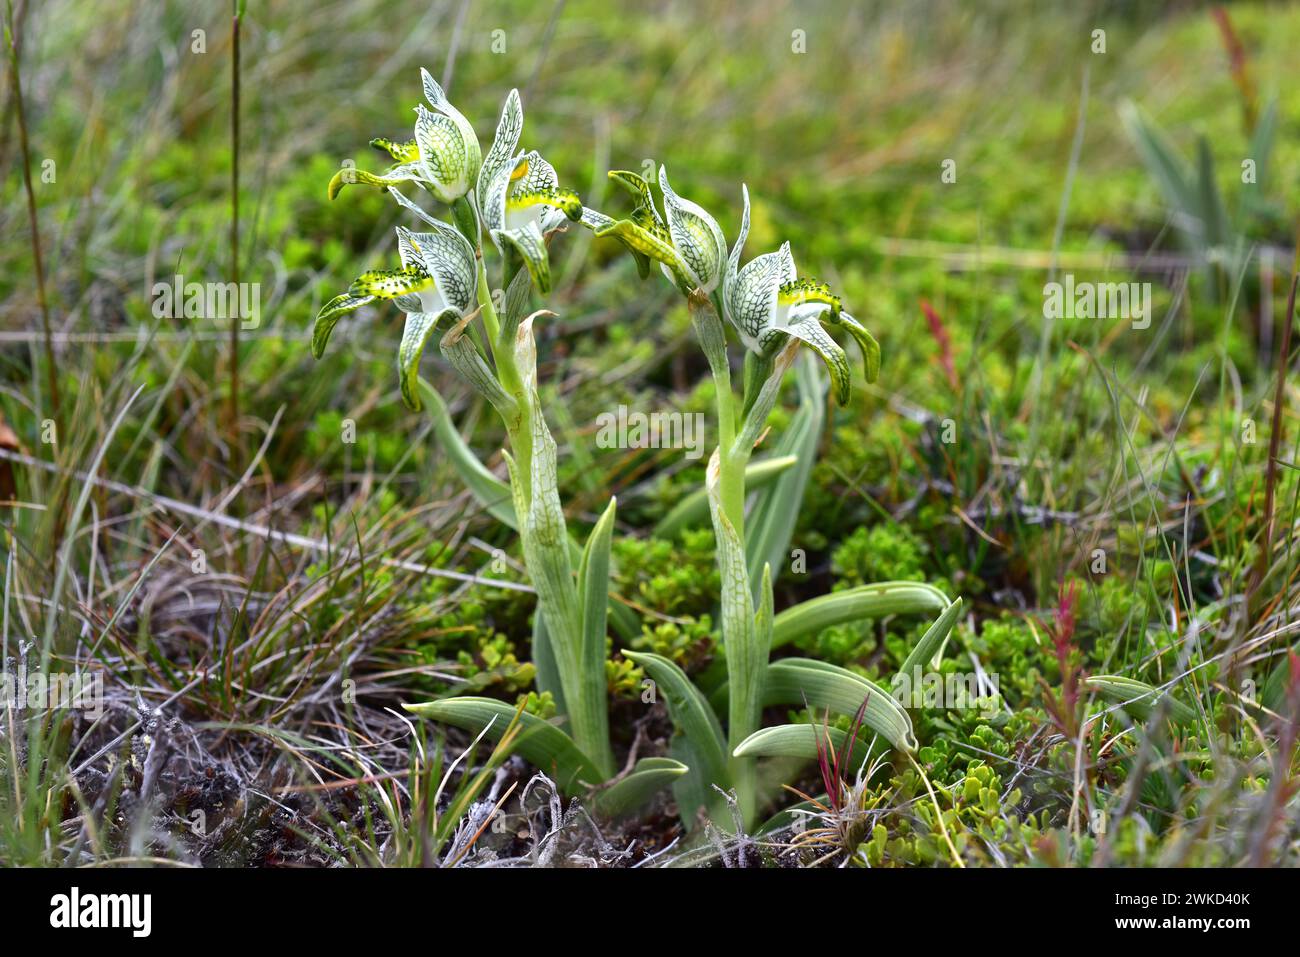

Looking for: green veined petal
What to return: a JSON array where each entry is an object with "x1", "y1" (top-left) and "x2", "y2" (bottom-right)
[
  {"x1": 312, "y1": 293, "x2": 374, "y2": 358},
  {"x1": 510, "y1": 150, "x2": 558, "y2": 192},
  {"x1": 728, "y1": 246, "x2": 786, "y2": 349},
  {"x1": 594, "y1": 217, "x2": 680, "y2": 275},
  {"x1": 580, "y1": 207, "x2": 654, "y2": 274},
  {"x1": 724, "y1": 183, "x2": 751, "y2": 304},
  {"x1": 477, "y1": 88, "x2": 523, "y2": 212},
  {"x1": 419, "y1": 67, "x2": 481, "y2": 180},
  {"x1": 414, "y1": 104, "x2": 472, "y2": 202},
  {"x1": 659, "y1": 166, "x2": 726, "y2": 293},
  {"x1": 370, "y1": 137, "x2": 419, "y2": 163},
  {"x1": 774, "y1": 316, "x2": 852, "y2": 405},
  {"x1": 777, "y1": 277, "x2": 842, "y2": 315},
  {"x1": 507, "y1": 186, "x2": 583, "y2": 223},
  {"x1": 579, "y1": 206, "x2": 614, "y2": 231},
  {"x1": 607, "y1": 169, "x2": 663, "y2": 225},
  {"x1": 493, "y1": 220, "x2": 552, "y2": 294},
  {"x1": 396, "y1": 223, "x2": 476, "y2": 313},
  {"x1": 399, "y1": 309, "x2": 457, "y2": 410}
]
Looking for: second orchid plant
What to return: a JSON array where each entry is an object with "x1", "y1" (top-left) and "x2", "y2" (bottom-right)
[{"x1": 313, "y1": 72, "x2": 962, "y2": 831}]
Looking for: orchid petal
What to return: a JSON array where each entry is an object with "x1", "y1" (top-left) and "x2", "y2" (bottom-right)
[
  {"x1": 659, "y1": 166, "x2": 726, "y2": 293},
  {"x1": 399, "y1": 307, "x2": 460, "y2": 410},
  {"x1": 477, "y1": 89, "x2": 523, "y2": 213},
  {"x1": 494, "y1": 220, "x2": 553, "y2": 294},
  {"x1": 312, "y1": 294, "x2": 374, "y2": 358},
  {"x1": 770, "y1": 318, "x2": 852, "y2": 406}
]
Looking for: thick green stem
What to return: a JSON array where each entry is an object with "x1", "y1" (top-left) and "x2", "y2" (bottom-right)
[
  {"x1": 477, "y1": 268, "x2": 612, "y2": 777},
  {"x1": 690, "y1": 291, "x2": 766, "y2": 826}
]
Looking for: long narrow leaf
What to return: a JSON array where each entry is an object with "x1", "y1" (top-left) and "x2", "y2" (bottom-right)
[
  {"x1": 578, "y1": 497, "x2": 618, "y2": 714},
  {"x1": 733, "y1": 724, "x2": 873, "y2": 770},
  {"x1": 403, "y1": 697, "x2": 602, "y2": 791},
  {"x1": 745, "y1": 355, "x2": 826, "y2": 596},
  {"x1": 593, "y1": 757, "x2": 689, "y2": 818},
  {"x1": 417, "y1": 379, "x2": 515, "y2": 528},
  {"x1": 771, "y1": 581, "x2": 951, "y2": 651},
  {"x1": 622, "y1": 650, "x2": 728, "y2": 786},
  {"x1": 1085, "y1": 675, "x2": 1196, "y2": 725},
  {"x1": 1119, "y1": 100, "x2": 1197, "y2": 223},
  {"x1": 764, "y1": 658, "x2": 915, "y2": 751},
  {"x1": 894, "y1": 597, "x2": 963, "y2": 684}
]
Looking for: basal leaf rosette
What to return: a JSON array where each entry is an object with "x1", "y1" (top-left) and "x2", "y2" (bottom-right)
[{"x1": 312, "y1": 220, "x2": 476, "y2": 409}]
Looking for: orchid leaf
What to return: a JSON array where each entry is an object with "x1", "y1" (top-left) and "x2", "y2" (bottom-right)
[
  {"x1": 403, "y1": 697, "x2": 601, "y2": 792},
  {"x1": 593, "y1": 757, "x2": 690, "y2": 819}
]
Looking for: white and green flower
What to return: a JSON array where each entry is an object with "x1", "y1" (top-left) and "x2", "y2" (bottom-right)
[
  {"x1": 328, "y1": 68, "x2": 481, "y2": 205},
  {"x1": 722, "y1": 185, "x2": 879, "y2": 405},
  {"x1": 312, "y1": 221, "x2": 476, "y2": 410},
  {"x1": 581, "y1": 166, "x2": 726, "y2": 295},
  {"x1": 476, "y1": 88, "x2": 582, "y2": 294}
]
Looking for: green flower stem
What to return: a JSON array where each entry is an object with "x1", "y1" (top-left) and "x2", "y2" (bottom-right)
[
  {"x1": 690, "y1": 291, "x2": 767, "y2": 826},
  {"x1": 470, "y1": 267, "x2": 613, "y2": 777},
  {"x1": 689, "y1": 292, "x2": 744, "y2": 535},
  {"x1": 476, "y1": 255, "x2": 531, "y2": 483}
]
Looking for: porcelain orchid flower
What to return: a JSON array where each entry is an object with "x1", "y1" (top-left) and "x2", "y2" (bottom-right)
[
  {"x1": 581, "y1": 166, "x2": 726, "y2": 296},
  {"x1": 476, "y1": 89, "x2": 582, "y2": 294},
  {"x1": 329, "y1": 69, "x2": 481, "y2": 206},
  {"x1": 312, "y1": 221, "x2": 476, "y2": 410},
  {"x1": 722, "y1": 186, "x2": 879, "y2": 405}
]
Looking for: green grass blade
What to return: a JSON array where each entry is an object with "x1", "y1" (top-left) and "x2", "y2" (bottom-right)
[
  {"x1": 403, "y1": 697, "x2": 602, "y2": 791},
  {"x1": 1085, "y1": 675, "x2": 1197, "y2": 725},
  {"x1": 593, "y1": 757, "x2": 689, "y2": 818},
  {"x1": 622, "y1": 650, "x2": 728, "y2": 787}
]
